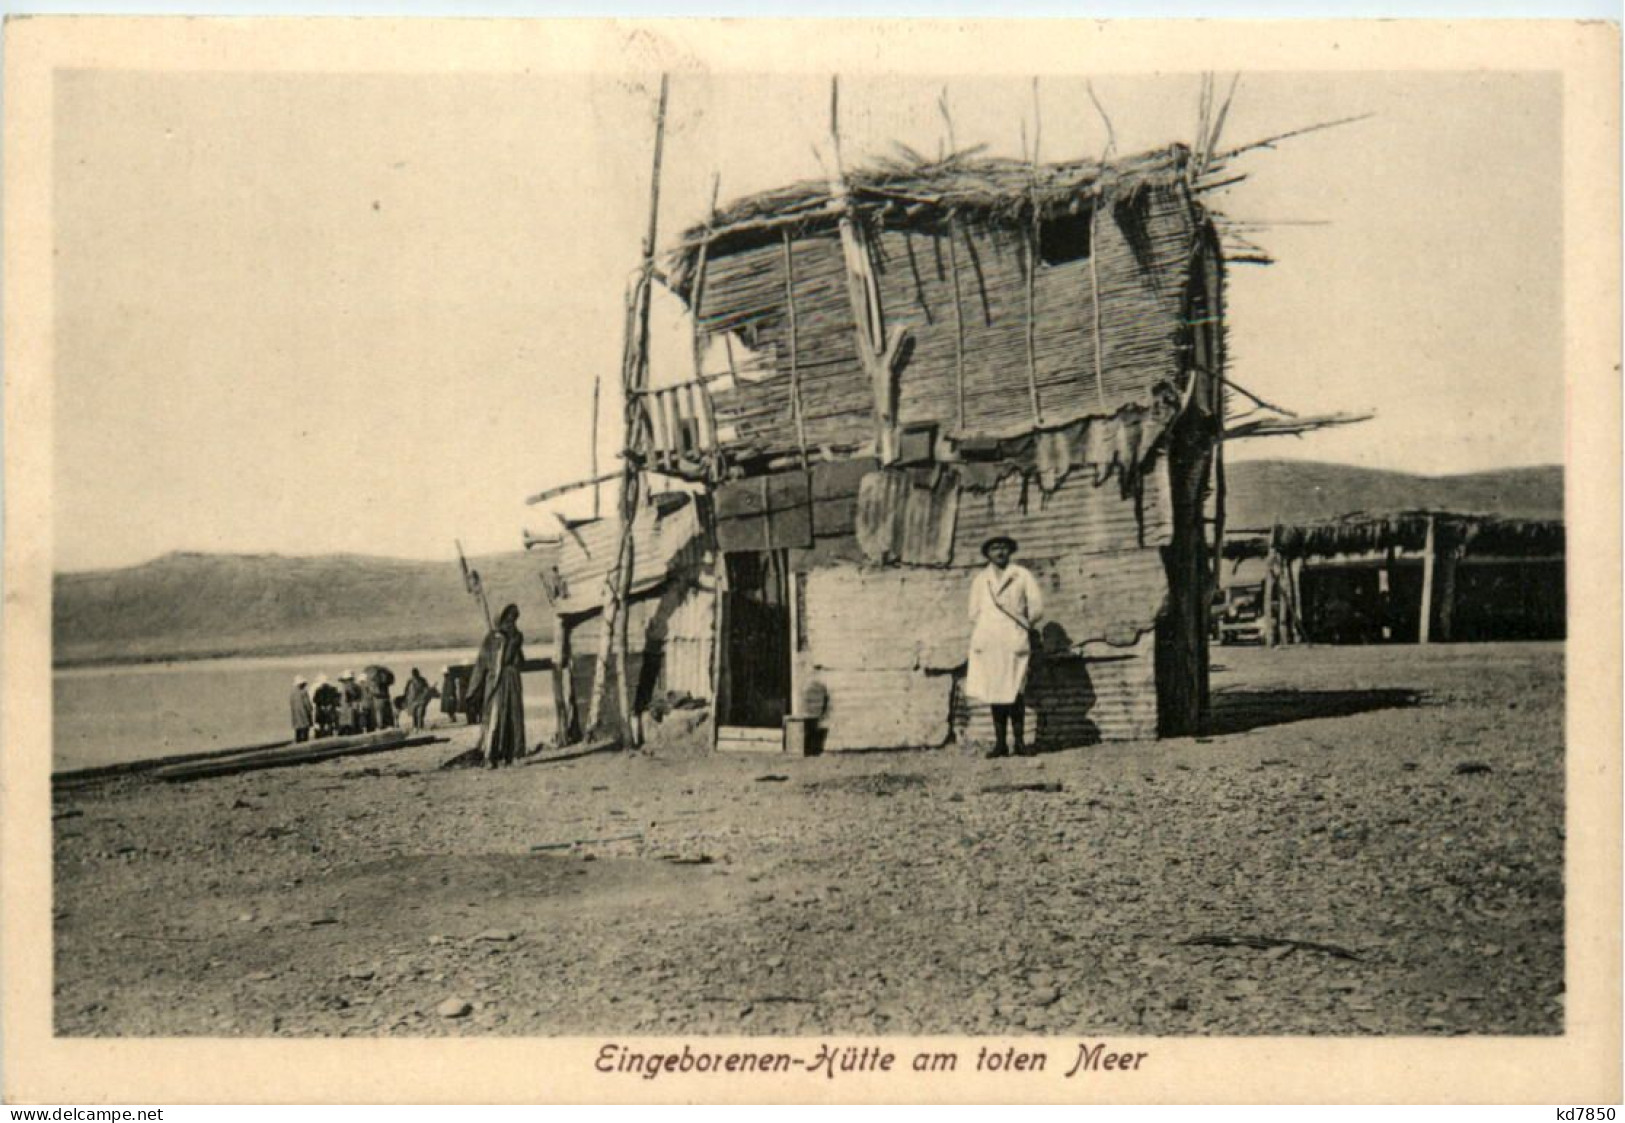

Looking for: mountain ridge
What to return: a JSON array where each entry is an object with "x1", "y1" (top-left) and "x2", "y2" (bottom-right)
[{"x1": 54, "y1": 461, "x2": 1562, "y2": 667}]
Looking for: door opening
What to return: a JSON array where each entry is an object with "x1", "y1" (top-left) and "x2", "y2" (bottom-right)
[{"x1": 721, "y1": 550, "x2": 793, "y2": 729}]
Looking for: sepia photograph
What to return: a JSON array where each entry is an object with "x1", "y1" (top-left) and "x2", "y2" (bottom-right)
[{"x1": 3, "y1": 16, "x2": 1619, "y2": 1105}]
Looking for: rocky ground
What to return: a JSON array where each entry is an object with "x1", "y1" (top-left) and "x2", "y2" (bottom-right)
[{"x1": 53, "y1": 641, "x2": 1564, "y2": 1037}]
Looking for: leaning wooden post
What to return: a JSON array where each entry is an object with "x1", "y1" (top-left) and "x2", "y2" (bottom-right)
[
  {"x1": 1262, "y1": 546, "x2": 1277, "y2": 649},
  {"x1": 1418, "y1": 514, "x2": 1437, "y2": 644},
  {"x1": 599, "y1": 74, "x2": 668, "y2": 748},
  {"x1": 782, "y1": 230, "x2": 810, "y2": 471},
  {"x1": 1436, "y1": 540, "x2": 1460, "y2": 643},
  {"x1": 590, "y1": 376, "x2": 602, "y2": 519},
  {"x1": 828, "y1": 76, "x2": 908, "y2": 464},
  {"x1": 1022, "y1": 82, "x2": 1044, "y2": 428},
  {"x1": 1379, "y1": 544, "x2": 1395, "y2": 642},
  {"x1": 945, "y1": 217, "x2": 967, "y2": 434},
  {"x1": 552, "y1": 615, "x2": 579, "y2": 744}
]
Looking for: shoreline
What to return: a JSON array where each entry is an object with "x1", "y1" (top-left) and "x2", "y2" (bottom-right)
[
  {"x1": 51, "y1": 643, "x2": 1564, "y2": 1038},
  {"x1": 52, "y1": 639, "x2": 497, "y2": 672}
]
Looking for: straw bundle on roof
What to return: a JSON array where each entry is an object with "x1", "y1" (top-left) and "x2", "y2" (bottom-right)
[
  {"x1": 671, "y1": 143, "x2": 1220, "y2": 465},
  {"x1": 667, "y1": 143, "x2": 1191, "y2": 296},
  {"x1": 1263, "y1": 511, "x2": 1565, "y2": 561}
]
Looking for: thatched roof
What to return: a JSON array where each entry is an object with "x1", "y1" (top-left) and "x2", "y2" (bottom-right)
[
  {"x1": 667, "y1": 143, "x2": 1192, "y2": 298},
  {"x1": 1225, "y1": 509, "x2": 1564, "y2": 561}
]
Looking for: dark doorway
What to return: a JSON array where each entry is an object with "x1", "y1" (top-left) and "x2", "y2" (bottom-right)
[{"x1": 722, "y1": 550, "x2": 792, "y2": 728}]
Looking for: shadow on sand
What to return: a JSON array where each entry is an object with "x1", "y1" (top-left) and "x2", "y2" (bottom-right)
[{"x1": 1205, "y1": 688, "x2": 1423, "y2": 736}]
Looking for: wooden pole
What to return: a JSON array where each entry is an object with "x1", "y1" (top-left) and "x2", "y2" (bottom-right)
[
  {"x1": 1379, "y1": 545, "x2": 1394, "y2": 642},
  {"x1": 456, "y1": 539, "x2": 493, "y2": 631},
  {"x1": 597, "y1": 73, "x2": 667, "y2": 749},
  {"x1": 1024, "y1": 223, "x2": 1043, "y2": 428},
  {"x1": 1023, "y1": 86, "x2": 1044, "y2": 428},
  {"x1": 1262, "y1": 541, "x2": 1277, "y2": 649},
  {"x1": 552, "y1": 615, "x2": 579, "y2": 745},
  {"x1": 946, "y1": 218, "x2": 967, "y2": 434},
  {"x1": 1418, "y1": 514, "x2": 1436, "y2": 644},
  {"x1": 828, "y1": 75, "x2": 907, "y2": 464},
  {"x1": 1088, "y1": 206, "x2": 1108, "y2": 412},
  {"x1": 782, "y1": 230, "x2": 809, "y2": 471},
  {"x1": 590, "y1": 376, "x2": 602, "y2": 519},
  {"x1": 1436, "y1": 543, "x2": 1459, "y2": 643},
  {"x1": 1288, "y1": 557, "x2": 1306, "y2": 643},
  {"x1": 1211, "y1": 362, "x2": 1227, "y2": 589}
]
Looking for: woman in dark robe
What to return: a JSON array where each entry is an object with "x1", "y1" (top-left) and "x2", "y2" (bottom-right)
[
  {"x1": 439, "y1": 666, "x2": 461, "y2": 720},
  {"x1": 466, "y1": 603, "x2": 527, "y2": 768},
  {"x1": 402, "y1": 667, "x2": 435, "y2": 731}
]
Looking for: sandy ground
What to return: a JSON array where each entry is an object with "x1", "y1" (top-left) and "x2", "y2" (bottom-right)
[{"x1": 52, "y1": 642, "x2": 1563, "y2": 1037}]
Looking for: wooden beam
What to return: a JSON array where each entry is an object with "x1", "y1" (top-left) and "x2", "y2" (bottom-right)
[
  {"x1": 552, "y1": 615, "x2": 579, "y2": 746},
  {"x1": 1379, "y1": 545, "x2": 1394, "y2": 641},
  {"x1": 1262, "y1": 537, "x2": 1278, "y2": 649},
  {"x1": 945, "y1": 217, "x2": 967, "y2": 434},
  {"x1": 828, "y1": 75, "x2": 907, "y2": 465},
  {"x1": 1436, "y1": 546, "x2": 1460, "y2": 642},
  {"x1": 596, "y1": 73, "x2": 668, "y2": 748},
  {"x1": 590, "y1": 376, "x2": 602, "y2": 519},
  {"x1": 782, "y1": 230, "x2": 809, "y2": 471},
  {"x1": 1418, "y1": 514, "x2": 1436, "y2": 644},
  {"x1": 526, "y1": 471, "x2": 620, "y2": 507}
]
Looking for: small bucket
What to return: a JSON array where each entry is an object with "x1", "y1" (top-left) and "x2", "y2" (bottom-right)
[{"x1": 783, "y1": 715, "x2": 820, "y2": 757}]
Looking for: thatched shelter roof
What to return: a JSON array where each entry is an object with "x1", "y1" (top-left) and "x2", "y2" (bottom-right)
[
  {"x1": 667, "y1": 143, "x2": 1192, "y2": 297},
  {"x1": 1225, "y1": 509, "x2": 1565, "y2": 561}
]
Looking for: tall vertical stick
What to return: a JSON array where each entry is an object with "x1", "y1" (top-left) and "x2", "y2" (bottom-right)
[
  {"x1": 1088, "y1": 205, "x2": 1108, "y2": 412},
  {"x1": 1023, "y1": 81, "x2": 1044, "y2": 428},
  {"x1": 1086, "y1": 78, "x2": 1116, "y2": 413},
  {"x1": 946, "y1": 217, "x2": 967, "y2": 434},
  {"x1": 938, "y1": 92, "x2": 968, "y2": 435},
  {"x1": 1418, "y1": 514, "x2": 1437, "y2": 644},
  {"x1": 689, "y1": 173, "x2": 722, "y2": 479},
  {"x1": 590, "y1": 376, "x2": 602, "y2": 519},
  {"x1": 828, "y1": 75, "x2": 905, "y2": 464},
  {"x1": 597, "y1": 73, "x2": 668, "y2": 749},
  {"x1": 782, "y1": 230, "x2": 809, "y2": 471}
]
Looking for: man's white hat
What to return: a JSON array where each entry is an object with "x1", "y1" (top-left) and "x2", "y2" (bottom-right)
[
  {"x1": 295, "y1": 676, "x2": 308, "y2": 686},
  {"x1": 340, "y1": 670, "x2": 353, "y2": 680}
]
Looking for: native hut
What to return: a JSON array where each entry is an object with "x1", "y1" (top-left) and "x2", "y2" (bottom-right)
[
  {"x1": 1223, "y1": 511, "x2": 1565, "y2": 646},
  {"x1": 576, "y1": 140, "x2": 1228, "y2": 753}
]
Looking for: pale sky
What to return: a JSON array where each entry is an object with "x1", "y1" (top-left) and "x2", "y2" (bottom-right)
[{"x1": 53, "y1": 70, "x2": 1563, "y2": 572}]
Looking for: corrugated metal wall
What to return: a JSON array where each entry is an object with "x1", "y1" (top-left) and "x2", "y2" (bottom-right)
[
  {"x1": 553, "y1": 493, "x2": 706, "y2": 617},
  {"x1": 953, "y1": 632, "x2": 1160, "y2": 747},
  {"x1": 955, "y1": 459, "x2": 1172, "y2": 561},
  {"x1": 797, "y1": 464, "x2": 1170, "y2": 750},
  {"x1": 561, "y1": 576, "x2": 716, "y2": 739}
]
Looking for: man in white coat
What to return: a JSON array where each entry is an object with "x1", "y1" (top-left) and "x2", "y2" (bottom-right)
[{"x1": 966, "y1": 534, "x2": 1044, "y2": 758}]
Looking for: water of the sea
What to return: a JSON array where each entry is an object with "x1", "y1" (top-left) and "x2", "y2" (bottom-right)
[{"x1": 52, "y1": 647, "x2": 555, "y2": 772}]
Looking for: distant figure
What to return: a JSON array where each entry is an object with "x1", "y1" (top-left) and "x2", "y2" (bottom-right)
[
  {"x1": 439, "y1": 665, "x2": 460, "y2": 724},
  {"x1": 336, "y1": 671, "x2": 361, "y2": 735},
  {"x1": 366, "y1": 665, "x2": 397, "y2": 730},
  {"x1": 290, "y1": 676, "x2": 315, "y2": 743},
  {"x1": 402, "y1": 667, "x2": 435, "y2": 731},
  {"x1": 312, "y1": 675, "x2": 339, "y2": 737},
  {"x1": 466, "y1": 603, "x2": 527, "y2": 768},
  {"x1": 966, "y1": 534, "x2": 1044, "y2": 758}
]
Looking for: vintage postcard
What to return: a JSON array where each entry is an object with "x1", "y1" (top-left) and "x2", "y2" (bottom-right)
[{"x1": 2, "y1": 16, "x2": 1619, "y2": 1105}]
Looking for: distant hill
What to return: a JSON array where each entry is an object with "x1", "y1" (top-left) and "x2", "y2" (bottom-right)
[
  {"x1": 53, "y1": 549, "x2": 559, "y2": 667},
  {"x1": 1223, "y1": 461, "x2": 1563, "y2": 530},
  {"x1": 55, "y1": 461, "x2": 1564, "y2": 666}
]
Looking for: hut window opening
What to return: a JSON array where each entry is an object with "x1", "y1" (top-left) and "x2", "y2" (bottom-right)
[{"x1": 1037, "y1": 210, "x2": 1094, "y2": 266}]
